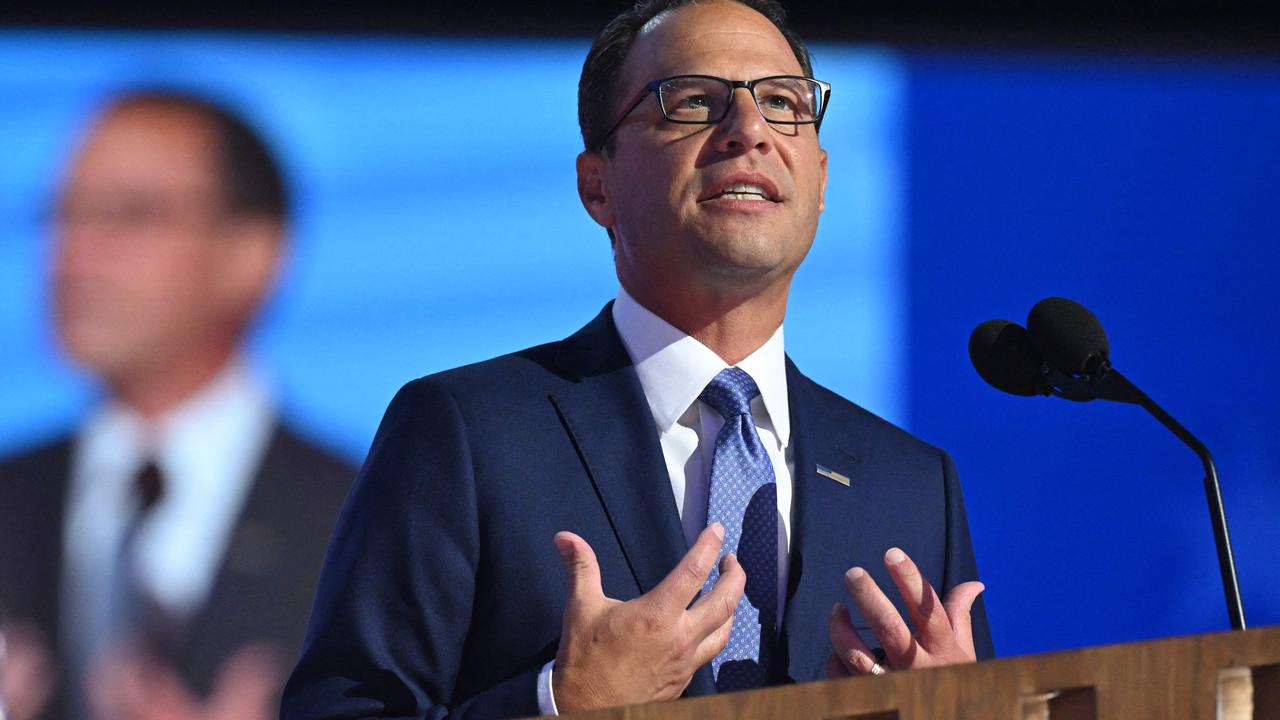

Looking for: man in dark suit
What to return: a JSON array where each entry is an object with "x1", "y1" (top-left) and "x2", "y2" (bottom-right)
[
  {"x1": 0, "y1": 91, "x2": 354, "y2": 720},
  {"x1": 284, "y1": 1, "x2": 992, "y2": 717}
]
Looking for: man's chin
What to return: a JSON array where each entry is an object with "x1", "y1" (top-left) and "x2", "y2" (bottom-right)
[
  {"x1": 693, "y1": 235, "x2": 794, "y2": 281},
  {"x1": 59, "y1": 332, "x2": 147, "y2": 381}
]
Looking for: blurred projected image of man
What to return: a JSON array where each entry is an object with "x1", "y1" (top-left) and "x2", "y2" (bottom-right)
[{"x1": 0, "y1": 91, "x2": 355, "y2": 720}]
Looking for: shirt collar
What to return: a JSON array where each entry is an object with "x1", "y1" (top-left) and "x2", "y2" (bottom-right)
[
  {"x1": 612, "y1": 287, "x2": 790, "y2": 448},
  {"x1": 79, "y1": 357, "x2": 272, "y2": 470},
  {"x1": 74, "y1": 356, "x2": 275, "y2": 537},
  {"x1": 71, "y1": 356, "x2": 277, "y2": 612},
  {"x1": 77, "y1": 399, "x2": 150, "y2": 486},
  {"x1": 152, "y1": 357, "x2": 274, "y2": 477}
]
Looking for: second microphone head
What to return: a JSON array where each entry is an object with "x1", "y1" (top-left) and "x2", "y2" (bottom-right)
[{"x1": 1026, "y1": 297, "x2": 1110, "y2": 377}]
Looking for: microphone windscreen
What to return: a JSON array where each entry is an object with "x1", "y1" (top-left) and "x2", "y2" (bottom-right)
[
  {"x1": 1026, "y1": 297, "x2": 1110, "y2": 375},
  {"x1": 969, "y1": 319, "x2": 1045, "y2": 396}
]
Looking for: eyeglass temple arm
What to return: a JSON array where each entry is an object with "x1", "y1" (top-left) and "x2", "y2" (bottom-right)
[{"x1": 592, "y1": 83, "x2": 656, "y2": 151}]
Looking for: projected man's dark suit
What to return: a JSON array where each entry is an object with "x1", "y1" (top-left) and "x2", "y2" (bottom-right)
[{"x1": 0, "y1": 423, "x2": 353, "y2": 719}]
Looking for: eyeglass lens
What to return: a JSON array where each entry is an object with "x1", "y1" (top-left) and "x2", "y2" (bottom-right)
[{"x1": 658, "y1": 77, "x2": 822, "y2": 124}]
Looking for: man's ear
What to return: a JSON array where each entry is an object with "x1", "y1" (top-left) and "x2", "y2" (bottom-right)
[
  {"x1": 576, "y1": 150, "x2": 616, "y2": 229},
  {"x1": 818, "y1": 147, "x2": 828, "y2": 214},
  {"x1": 215, "y1": 217, "x2": 283, "y2": 324}
]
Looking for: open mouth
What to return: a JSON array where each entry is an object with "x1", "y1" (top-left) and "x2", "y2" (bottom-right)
[
  {"x1": 709, "y1": 182, "x2": 776, "y2": 201},
  {"x1": 700, "y1": 174, "x2": 784, "y2": 205}
]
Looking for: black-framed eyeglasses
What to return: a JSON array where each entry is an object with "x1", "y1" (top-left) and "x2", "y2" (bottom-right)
[{"x1": 591, "y1": 74, "x2": 831, "y2": 151}]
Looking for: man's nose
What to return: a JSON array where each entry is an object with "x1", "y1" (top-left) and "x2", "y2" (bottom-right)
[{"x1": 714, "y1": 87, "x2": 773, "y2": 154}]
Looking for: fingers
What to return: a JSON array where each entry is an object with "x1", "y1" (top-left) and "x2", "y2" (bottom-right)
[
  {"x1": 652, "y1": 523, "x2": 725, "y2": 612},
  {"x1": 845, "y1": 550, "x2": 985, "y2": 670},
  {"x1": 689, "y1": 604, "x2": 735, "y2": 669},
  {"x1": 207, "y1": 643, "x2": 285, "y2": 720},
  {"x1": 679, "y1": 542, "x2": 744, "y2": 670},
  {"x1": 140, "y1": 663, "x2": 201, "y2": 720},
  {"x1": 942, "y1": 581, "x2": 985, "y2": 657},
  {"x1": 688, "y1": 551, "x2": 745, "y2": 635},
  {"x1": 826, "y1": 653, "x2": 852, "y2": 678},
  {"x1": 882, "y1": 548, "x2": 951, "y2": 651},
  {"x1": 687, "y1": 552, "x2": 743, "y2": 667},
  {"x1": 554, "y1": 531, "x2": 604, "y2": 606},
  {"x1": 844, "y1": 566, "x2": 915, "y2": 668},
  {"x1": 86, "y1": 648, "x2": 136, "y2": 720},
  {"x1": 88, "y1": 646, "x2": 194, "y2": 720},
  {"x1": 826, "y1": 603, "x2": 881, "y2": 675},
  {"x1": 0, "y1": 623, "x2": 56, "y2": 720}
]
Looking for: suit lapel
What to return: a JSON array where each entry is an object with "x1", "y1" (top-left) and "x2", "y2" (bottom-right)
[
  {"x1": 549, "y1": 305, "x2": 736, "y2": 696},
  {"x1": 170, "y1": 424, "x2": 352, "y2": 695},
  {"x1": 174, "y1": 425, "x2": 292, "y2": 692},
  {"x1": 781, "y1": 359, "x2": 873, "y2": 684},
  {"x1": 549, "y1": 305, "x2": 688, "y2": 598}
]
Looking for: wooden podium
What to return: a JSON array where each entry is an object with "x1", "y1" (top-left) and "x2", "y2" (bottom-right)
[{"x1": 558, "y1": 626, "x2": 1280, "y2": 720}]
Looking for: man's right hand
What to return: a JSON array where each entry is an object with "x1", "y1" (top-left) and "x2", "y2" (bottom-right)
[
  {"x1": 0, "y1": 622, "x2": 56, "y2": 720},
  {"x1": 551, "y1": 523, "x2": 745, "y2": 713}
]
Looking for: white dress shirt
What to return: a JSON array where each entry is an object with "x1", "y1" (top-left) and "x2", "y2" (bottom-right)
[
  {"x1": 537, "y1": 289, "x2": 795, "y2": 714},
  {"x1": 61, "y1": 358, "x2": 276, "y2": 670}
]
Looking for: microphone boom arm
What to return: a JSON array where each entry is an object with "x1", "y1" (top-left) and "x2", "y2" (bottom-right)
[
  {"x1": 972, "y1": 307, "x2": 1247, "y2": 630},
  {"x1": 1100, "y1": 369, "x2": 1247, "y2": 631}
]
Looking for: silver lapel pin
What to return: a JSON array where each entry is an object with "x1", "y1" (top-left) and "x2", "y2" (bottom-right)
[{"x1": 816, "y1": 464, "x2": 851, "y2": 487}]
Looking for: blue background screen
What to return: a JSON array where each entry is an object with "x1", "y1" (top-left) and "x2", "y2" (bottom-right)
[{"x1": 0, "y1": 33, "x2": 1276, "y2": 656}]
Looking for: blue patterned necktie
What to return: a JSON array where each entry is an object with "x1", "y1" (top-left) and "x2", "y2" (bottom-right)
[{"x1": 699, "y1": 367, "x2": 778, "y2": 691}]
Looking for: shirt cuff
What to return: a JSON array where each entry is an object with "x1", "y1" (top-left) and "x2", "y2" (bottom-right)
[{"x1": 536, "y1": 658, "x2": 559, "y2": 716}]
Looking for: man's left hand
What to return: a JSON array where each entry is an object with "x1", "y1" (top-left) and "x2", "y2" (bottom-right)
[{"x1": 826, "y1": 547, "x2": 984, "y2": 677}]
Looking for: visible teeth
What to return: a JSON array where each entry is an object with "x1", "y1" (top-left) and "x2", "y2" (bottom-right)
[{"x1": 717, "y1": 183, "x2": 771, "y2": 200}]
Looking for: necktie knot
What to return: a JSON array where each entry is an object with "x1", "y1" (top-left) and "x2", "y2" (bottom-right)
[{"x1": 700, "y1": 367, "x2": 760, "y2": 419}]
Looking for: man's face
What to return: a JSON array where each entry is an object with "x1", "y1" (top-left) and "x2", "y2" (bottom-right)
[
  {"x1": 52, "y1": 104, "x2": 273, "y2": 388},
  {"x1": 583, "y1": 0, "x2": 828, "y2": 302}
]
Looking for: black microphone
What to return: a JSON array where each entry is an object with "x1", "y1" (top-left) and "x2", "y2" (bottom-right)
[
  {"x1": 1023, "y1": 297, "x2": 1134, "y2": 403},
  {"x1": 966, "y1": 313, "x2": 1095, "y2": 402},
  {"x1": 969, "y1": 298, "x2": 1247, "y2": 631},
  {"x1": 1026, "y1": 297, "x2": 1110, "y2": 378},
  {"x1": 967, "y1": 319, "x2": 1045, "y2": 397}
]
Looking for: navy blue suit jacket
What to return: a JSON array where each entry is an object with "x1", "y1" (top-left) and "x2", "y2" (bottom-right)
[{"x1": 282, "y1": 305, "x2": 993, "y2": 719}]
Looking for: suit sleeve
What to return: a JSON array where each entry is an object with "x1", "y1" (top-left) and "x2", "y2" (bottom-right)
[
  {"x1": 280, "y1": 380, "x2": 542, "y2": 720},
  {"x1": 939, "y1": 450, "x2": 996, "y2": 660}
]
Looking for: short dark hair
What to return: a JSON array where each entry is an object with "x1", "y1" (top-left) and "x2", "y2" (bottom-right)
[
  {"x1": 578, "y1": 0, "x2": 813, "y2": 152},
  {"x1": 110, "y1": 90, "x2": 289, "y2": 221}
]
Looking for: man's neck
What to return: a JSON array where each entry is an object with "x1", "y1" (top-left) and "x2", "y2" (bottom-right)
[
  {"x1": 109, "y1": 346, "x2": 239, "y2": 421},
  {"x1": 621, "y1": 278, "x2": 789, "y2": 365}
]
